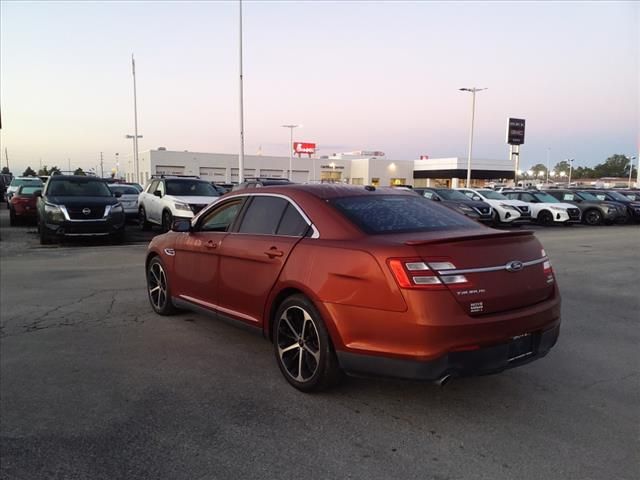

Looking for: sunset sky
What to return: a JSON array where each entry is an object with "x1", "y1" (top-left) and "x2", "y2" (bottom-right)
[{"x1": 1, "y1": 1, "x2": 637, "y2": 175}]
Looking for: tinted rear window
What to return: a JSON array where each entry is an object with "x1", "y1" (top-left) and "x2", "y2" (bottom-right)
[{"x1": 330, "y1": 195, "x2": 477, "y2": 234}]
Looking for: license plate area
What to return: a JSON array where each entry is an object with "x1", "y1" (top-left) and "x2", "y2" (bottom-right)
[{"x1": 508, "y1": 333, "x2": 533, "y2": 362}]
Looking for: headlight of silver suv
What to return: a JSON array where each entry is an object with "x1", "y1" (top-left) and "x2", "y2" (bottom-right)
[
  {"x1": 110, "y1": 203, "x2": 124, "y2": 214},
  {"x1": 174, "y1": 201, "x2": 191, "y2": 212},
  {"x1": 44, "y1": 203, "x2": 65, "y2": 223}
]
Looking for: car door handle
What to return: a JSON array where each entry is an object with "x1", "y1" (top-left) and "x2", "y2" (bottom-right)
[
  {"x1": 205, "y1": 240, "x2": 218, "y2": 249},
  {"x1": 264, "y1": 247, "x2": 284, "y2": 258}
]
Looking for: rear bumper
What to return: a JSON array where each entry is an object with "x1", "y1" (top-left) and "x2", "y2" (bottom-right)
[{"x1": 337, "y1": 323, "x2": 560, "y2": 381}]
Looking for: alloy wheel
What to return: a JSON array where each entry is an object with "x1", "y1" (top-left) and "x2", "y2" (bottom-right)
[
  {"x1": 276, "y1": 306, "x2": 321, "y2": 382},
  {"x1": 148, "y1": 262, "x2": 168, "y2": 310}
]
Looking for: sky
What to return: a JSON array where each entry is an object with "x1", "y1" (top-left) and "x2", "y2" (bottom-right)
[{"x1": 0, "y1": 0, "x2": 638, "y2": 176}]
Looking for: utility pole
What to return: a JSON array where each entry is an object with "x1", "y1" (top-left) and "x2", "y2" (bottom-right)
[
  {"x1": 238, "y1": 0, "x2": 245, "y2": 184},
  {"x1": 100, "y1": 152, "x2": 104, "y2": 178},
  {"x1": 459, "y1": 87, "x2": 487, "y2": 187},
  {"x1": 131, "y1": 54, "x2": 141, "y2": 183},
  {"x1": 68, "y1": 158, "x2": 71, "y2": 173},
  {"x1": 4, "y1": 148, "x2": 9, "y2": 172}
]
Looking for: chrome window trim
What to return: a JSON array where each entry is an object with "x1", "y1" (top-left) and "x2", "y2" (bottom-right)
[
  {"x1": 192, "y1": 192, "x2": 320, "y2": 239},
  {"x1": 439, "y1": 257, "x2": 547, "y2": 275}
]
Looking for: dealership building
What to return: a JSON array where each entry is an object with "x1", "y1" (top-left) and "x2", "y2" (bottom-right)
[{"x1": 124, "y1": 148, "x2": 515, "y2": 188}]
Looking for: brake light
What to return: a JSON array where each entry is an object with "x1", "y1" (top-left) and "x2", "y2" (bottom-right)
[
  {"x1": 388, "y1": 259, "x2": 469, "y2": 290},
  {"x1": 542, "y1": 249, "x2": 554, "y2": 284}
]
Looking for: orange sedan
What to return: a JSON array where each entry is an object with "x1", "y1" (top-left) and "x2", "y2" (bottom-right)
[{"x1": 145, "y1": 185, "x2": 560, "y2": 392}]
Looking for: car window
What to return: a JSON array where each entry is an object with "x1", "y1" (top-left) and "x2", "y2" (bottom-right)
[
  {"x1": 520, "y1": 193, "x2": 536, "y2": 202},
  {"x1": 276, "y1": 203, "x2": 309, "y2": 237},
  {"x1": 10, "y1": 178, "x2": 43, "y2": 187},
  {"x1": 594, "y1": 194, "x2": 607, "y2": 201},
  {"x1": 147, "y1": 180, "x2": 158, "y2": 193},
  {"x1": 422, "y1": 191, "x2": 435, "y2": 200},
  {"x1": 157, "y1": 181, "x2": 166, "y2": 196},
  {"x1": 109, "y1": 185, "x2": 139, "y2": 195},
  {"x1": 238, "y1": 196, "x2": 288, "y2": 235},
  {"x1": 199, "y1": 199, "x2": 244, "y2": 232},
  {"x1": 47, "y1": 180, "x2": 112, "y2": 197},
  {"x1": 166, "y1": 180, "x2": 218, "y2": 197},
  {"x1": 561, "y1": 193, "x2": 575, "y2": 201},
  {"x1": 330, "y1": 195, "x2": 477, "y2": 234},
  {"x1": 17, "y1": 185, "x2": 41, "y2": 196}
]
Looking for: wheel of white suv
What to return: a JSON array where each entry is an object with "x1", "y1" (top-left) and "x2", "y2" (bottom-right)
[{"x1": 273, "y1": 294, "x2": 341, "y2": 392}]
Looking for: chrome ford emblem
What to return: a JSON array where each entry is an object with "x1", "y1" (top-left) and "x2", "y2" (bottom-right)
[
  {"x1": 82, "y1": 208, "x2": 91, "y2": 215},
  {"x1": 506, "y1": 260, "x2": 524, "y2": 272}
]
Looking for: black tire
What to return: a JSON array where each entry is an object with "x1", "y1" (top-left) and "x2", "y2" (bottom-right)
[
  {"x1": 146, "y1": 256, "x2": 177, "y2": 315},
  {"x1": 39, "y1": 221, "x2": 54, "y2": 245},
  {"x1": 583, "y1": 209, "x2": 603, "y2": 226},
  {"x1": 491, "y1": 210, "x2": 501, "y2": 227},
  {"x1": 9, "y1": 208, "x2": 17, "y2": 226},
  {"x1": 273, "y1": 294, "x2": 341, "y2": 392},
  {"x1": 161, "y1": 210, "x2": 173, "y2": 233},
  {"x1": 537, "y1": 210, "x2": 554, "y2": 226},
  {"x1": 139, "y1": 207, "x2": 152, "y2": 231}
]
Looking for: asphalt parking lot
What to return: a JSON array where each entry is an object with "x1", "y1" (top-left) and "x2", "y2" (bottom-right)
[{"x1": 1, "y1": 209, "x2": 638, "y2": 480}]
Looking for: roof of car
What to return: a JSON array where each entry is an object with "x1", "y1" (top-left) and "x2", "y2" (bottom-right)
[
  {"x1": 48, "y1": 175, "x2": 105, "y2": 181},
  {"x1": 229, "y1": 183, "x2": 413, "y2": 200}
]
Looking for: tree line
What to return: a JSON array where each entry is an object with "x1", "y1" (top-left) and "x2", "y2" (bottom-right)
[{"x1": 528, "y1": 154, "x2": 636, "y2": 179}]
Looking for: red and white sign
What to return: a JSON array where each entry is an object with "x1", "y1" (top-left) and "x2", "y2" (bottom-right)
[
  {"x1": 293, "y1": 142, "x2": 316, "y2": 157},
  {"x1": 420, "y1": 155, "x2": 429, "y2": 160}
]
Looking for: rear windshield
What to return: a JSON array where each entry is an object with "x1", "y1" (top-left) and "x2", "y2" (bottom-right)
[
  {"x1": 330, "y1": 195, "x2": 477, "y2": 234},
  {"x1": 17, "y1": 186, "x2": 41, "y2": 196},
  {"x1": 11, "y1": 178, "x2": 43, "y2": 187},
  {"x1": 108, "y1": 185, "x2": 139, "y2": 195},
  {"x1": 47, "y1": 180, "x2": 112, "y2": 197},
  {"x1": 166, "y1": 180, "x2": 219, "y2": 197}
]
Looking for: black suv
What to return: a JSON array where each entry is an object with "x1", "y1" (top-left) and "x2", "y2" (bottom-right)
[
  {"x1": 36, "y1": 175, "x2": 126, "y2": 244},
  {"x1": 544, "y1": 189, "x2": 627, "y2": 225},
  {"x1": 414, "y1": 187, "x2": 493, "y2": 225}
]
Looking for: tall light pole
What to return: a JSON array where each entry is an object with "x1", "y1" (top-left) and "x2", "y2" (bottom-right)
[
  {"x1": 126, "y1": 134, "x2": 143, "y2": 181},
  {"x1": 459, "y1": 87, "x2": 487, "y2": 187},
  {"x1": 238, "y1": 0, "x2": 245, "y2": 184},
  {"x1": 131, "y1": 54, "x2": 141, "y2": 184},
  {"x1": 567, "y1": 158, "x2": 575, "y2": 186},
  {"x1": 546, "y1": 148, "x2": 551, "y2": 184},
  {"x1": 626, "y1": 155, "x2": 636, "y2": 188},
  {"x1": 281, "y1": 124, "x2": 300, "y2": 180}
]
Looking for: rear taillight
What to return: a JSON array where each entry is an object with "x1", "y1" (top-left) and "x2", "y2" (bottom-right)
[
  {"x1": 388, "y1": 259, "x2": 469, "y2": 290},
  {"x1": 542, "y1": 250, "x2": 555, "y2": 284}
]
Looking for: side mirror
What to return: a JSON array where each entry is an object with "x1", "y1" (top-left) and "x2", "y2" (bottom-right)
[
  {"x1": 154, "y1": 190, "x2": 162, "y2": 198},
  {"x1": 114, "y1": 191, "x2": 122, "y2": 198},
  {"x1": 473, "y1": 196, "x2": 481, "y2": 201},
  {"x1": 33, "y1": 190, "x2": 42, "y2": 198},
  {"x1": 171, "y1": 219, "x2": 191, "y2": 232}
]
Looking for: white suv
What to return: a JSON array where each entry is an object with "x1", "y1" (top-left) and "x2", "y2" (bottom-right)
[
  {"x1": 138, "y1": 176, "x2": 221, "y2": 231},
  {"x1": 501, "y1": 190, "x2": 581, "y2": 225},
  {"x1": 456, "y1": 188, "x2": 532, "y2": 226}
]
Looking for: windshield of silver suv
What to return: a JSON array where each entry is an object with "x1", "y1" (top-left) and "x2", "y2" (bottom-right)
[
  {"x1": 165, "y1": 179, "x2": 219, "y2": 196},
  {"x1": 47, "y1": 179, "x2": 112, "y2": 197}
]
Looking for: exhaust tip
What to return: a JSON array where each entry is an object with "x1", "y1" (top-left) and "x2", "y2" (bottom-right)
[{"x1": 435, "y1": 374, "x2": 452, "y2": 387}]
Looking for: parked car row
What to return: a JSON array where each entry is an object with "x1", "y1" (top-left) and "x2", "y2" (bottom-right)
[{"x1": 410, "y1": 186, "x2": 639, "y2": 226}]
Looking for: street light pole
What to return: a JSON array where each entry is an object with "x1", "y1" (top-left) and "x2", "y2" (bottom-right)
[
  {"x1": 627, "y1": 156, "x2": 636, "y2": 188},
  {"x1": 238, "y1": 0, "x2": 245, "y2": 184},
  {"x1": 567, "y1": 158, "x2": 575, "y2": 186},
  {"x1": 126, "y1": 134, "x2": 143, "y2": 181},
  {"x1": 131, "y1": 54, "x2": 141, "y2": 184},
  {"x1": 459, "y1": 87, "x2": 487, "y2": 187},
  {"x1": 281, "y1": 124, "x2": 300, "y2": 180}
]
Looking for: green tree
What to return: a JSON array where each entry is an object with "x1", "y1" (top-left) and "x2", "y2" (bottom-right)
[
  {"x1": 1, "y1": 166, "x2": 11, "y2": 175},
  {"x1": 572, "y1": 166, "x2": 595, "y2": 179},
  {"x1": 22, "y1": 166, "x2": 37, "y2": 177},
  {"x1": 38, "y1": 165, "x2": 49, "y2": 176},
  {"x1": 49, "y1": 165, "x2": 61, "y2": 175},
  {"x1": 73, "y1": 167, "x2": 86, "y2": 176},
  {"x1": 528, "y1": 163, "x2": 548, "y2": 179},
  {"x1": 593, "y1": 154, "x2": 633, "y2": 178},
  {"x1": 553, "y1": 160, "x2": 571, "y2": 175}
]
